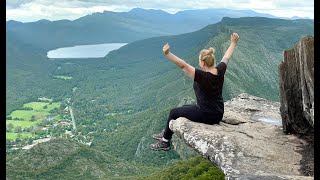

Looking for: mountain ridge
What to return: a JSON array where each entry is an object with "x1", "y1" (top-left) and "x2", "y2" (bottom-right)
[{"x1": 6, "y1": 8, "x2": 295, "y2": 51}]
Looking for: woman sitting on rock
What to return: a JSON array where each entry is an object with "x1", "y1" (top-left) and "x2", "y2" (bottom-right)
[{"x1": 151, "y1": 32, "x2": 240, "y2": 151}]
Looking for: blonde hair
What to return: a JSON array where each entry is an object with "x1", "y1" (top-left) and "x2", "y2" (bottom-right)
[{"x1": 199, "y1": 47, "x2": 215, "y2": 67}]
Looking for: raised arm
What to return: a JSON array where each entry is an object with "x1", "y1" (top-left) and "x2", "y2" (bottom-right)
[
  {"x1": 223, "y1": 33, "x2": 240, "y2": 61},
  {"x1": 163, "y1": 43, "x2": 195, "y2": 79}
]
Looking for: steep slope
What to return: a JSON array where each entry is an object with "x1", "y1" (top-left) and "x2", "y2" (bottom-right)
[
  {"x1": 6, "y1": 8, "x2": 278, "y2": 50},
  {"x1": 6, "y1": 139, "x2": 159, "y2": 179},
  {"x1": 138, "y1": 156, "x2": 225, "y2": 179},
  {"x1": 6, "y1": 34, "x2": 50, "y2": 114},
  {"x1": 6, "y1": 36, "x2": 75, "y2": 114}
]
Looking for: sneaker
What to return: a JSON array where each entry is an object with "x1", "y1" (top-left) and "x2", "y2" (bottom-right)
[
  {"x1": 150, "y1": 140, "x2": 170, "y2": 151},
  {"x1": 152, "y1": 129, "x2": 165, "y2": 140}
]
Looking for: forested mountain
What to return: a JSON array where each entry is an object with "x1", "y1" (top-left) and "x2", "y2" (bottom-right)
[
  {"x1": 6, "y1": 16, "x2": 314, "y2": 179},
  {"x1": 6, "y1": 8, "x2": 278, "y2": 50},
  {"x1": 6, "y1": 138, "x2": 162, "y2": 179},
  {"x1": 103, "y1": 17, "x2": 314, "y2": 102},
  {"x1": 6, "y1": 34, "x2": 73, "y2": 114}
]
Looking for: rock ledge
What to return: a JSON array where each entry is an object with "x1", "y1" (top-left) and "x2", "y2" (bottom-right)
[{"x1": 170, "y1": 93, "x2": 313, "y2": 180}]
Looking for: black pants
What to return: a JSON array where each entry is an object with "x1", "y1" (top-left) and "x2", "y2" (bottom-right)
[{"x1": 163, "y1": 105, "x2": 223, "y2": 140}]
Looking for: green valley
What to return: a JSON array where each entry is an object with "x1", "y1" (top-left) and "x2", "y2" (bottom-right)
[{"x1": 6, "y1": 99, "x2": 74, "y2": 148}]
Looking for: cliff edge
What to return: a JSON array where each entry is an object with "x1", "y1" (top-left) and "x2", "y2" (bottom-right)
[
  {"x1": 170, "y1": 93, "x2": 313, "y2": 180},
  {"x1": 279, "y1": 36, "x2": 314, "y2": 134}
]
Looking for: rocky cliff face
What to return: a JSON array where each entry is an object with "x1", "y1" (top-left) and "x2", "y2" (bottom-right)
[
  {"x1": 278, "y1": 36, "x2": 314, "y2": 134},
  {"x1": 170, "y1": 93, "x2": 313, "y2": 180}
]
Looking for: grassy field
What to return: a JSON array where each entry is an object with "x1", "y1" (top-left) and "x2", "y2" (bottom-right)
[
  {"x1": 54, "y1": 75, "x2": 73, "y2": 80},
  {"x1": 8, "y1": 101, "x2": 60, "y2": 121},
  {"x1": 7, "y1": 101, "x2": 62, "y2": 140},
  {"x1": 6, "y1": 120, "x2": 39, "y2": 128},
  {"x1": 6, "y1": 132, "x2": 33, "y2": 140},
  {"x1": 23, "y1": 102, "x2": 61, "y2": 111},
  {"x1": 53, "y1": 115, "x2": 63, "y2": 121},
  {"x1": 9, "y1": 110, "x2": 50, "y2": 121}
]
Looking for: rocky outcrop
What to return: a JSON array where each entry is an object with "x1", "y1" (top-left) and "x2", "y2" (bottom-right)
[
  {"x1": 278, "y1": 36, "x2": 314, "y2": 134},
  {"x1": 170, "y1": 93, "x2": 313, "y2": 179}
]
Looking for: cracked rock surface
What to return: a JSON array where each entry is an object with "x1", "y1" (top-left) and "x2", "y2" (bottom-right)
[{"x1": 170, "y1": 93, "x2": 313, "y2": 180}]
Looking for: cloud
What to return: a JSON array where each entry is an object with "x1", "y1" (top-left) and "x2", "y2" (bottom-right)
[
  {"x1": 6, "y1": 0, "x2": 131, "y2": 22},
  {"x1": 273, "y1": 0, "x2": 313, "y2": 8},
  {"x1": 6, "y1": 0, "x2": 314, "y2": 22},
  {"x1": 6, "y1": 0, "x2": 34, "y2": 9}
]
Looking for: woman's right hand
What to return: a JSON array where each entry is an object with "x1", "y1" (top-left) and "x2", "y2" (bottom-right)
[
  {"x1": 163, "y1": 43, "x2": 170, "y2": 55},
  {"x1": 231, "y1": 33, "x2": 240, "y2": 44}
]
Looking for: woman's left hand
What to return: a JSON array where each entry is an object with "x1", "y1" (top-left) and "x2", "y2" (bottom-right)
[{"x1": 163, "y1": 43, "x2": 170, "y2": 55}]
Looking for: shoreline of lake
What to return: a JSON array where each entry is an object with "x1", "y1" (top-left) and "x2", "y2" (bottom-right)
[{"x1": 47, "y1": 43, "x2": 128, "y2": 59}]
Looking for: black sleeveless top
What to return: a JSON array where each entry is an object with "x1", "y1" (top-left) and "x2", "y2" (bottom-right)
[{"x1": 193, "y1": 62, "x2": 227, "y2": 114}]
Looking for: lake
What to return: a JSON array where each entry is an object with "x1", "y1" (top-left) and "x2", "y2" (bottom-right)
[{"x1": 47, "y1": 43, "x2": 128, "y2": 59}]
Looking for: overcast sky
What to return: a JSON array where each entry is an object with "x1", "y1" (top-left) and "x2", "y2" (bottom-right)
[{"x1": 6, "y1": 0, "x2": 314, "y2": 22}]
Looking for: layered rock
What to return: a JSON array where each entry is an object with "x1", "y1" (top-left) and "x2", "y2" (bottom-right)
[
  {"x1": 170, "y1": 93, "x2": 313, "y2": 179},
  {"x1": 278, "y1": 36, "x2": 314, "y2": 134}
]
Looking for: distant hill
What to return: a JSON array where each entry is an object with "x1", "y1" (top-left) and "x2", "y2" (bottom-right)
[{"x1": 6, "y1": 8, "x2": 279, "y2": 50}]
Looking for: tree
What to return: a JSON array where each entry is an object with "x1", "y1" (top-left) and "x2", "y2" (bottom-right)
[
  {"x1": 32, "y1": 127, "x2": 42, "y2": 135},
  {"x1": 7, "y1": 123, "x2": 14, "y2": 132},
  {"x1": 15, "y1": 137, "x2": 21, "y2": 143},
  {"x1": 49, "y1": 107, "x2": 59, "y2": 113},
  {"x1": 39, "y1": 119, "x2": 49, "y2": 126},
  {"x1": 43, "y1": 105, "x2": 48, "y2": 109},
  {"x1": 60, "y1": 103, "x2": 67, "y2": 110},
  {"x1": 14, "y1": 126, "x2": 22, "y2": 133},
  {"x1": 6, "y1": 140, "x2": 12, "y2": 148},
  {"x1": 28, "y1": 138, "x2": 33, "y2": 145},
  {"x1": 24, "y1": 127, "x2": 32, "y2": 132},
  {"x1": 31, "y1": 115, "x2": 36, "y2": 122},
  {"x1": 7, "y1": 116, "x2": 12, "y2": 120}
]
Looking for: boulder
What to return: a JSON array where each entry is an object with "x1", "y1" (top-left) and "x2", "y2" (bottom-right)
[{"x1": 278, "y1": 36, "x2": 314, "y2": 134}]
